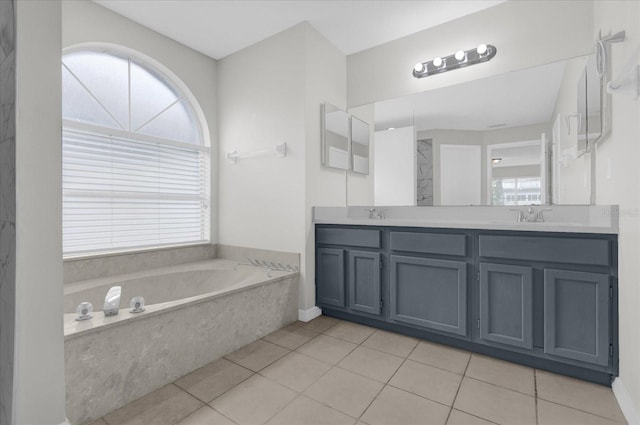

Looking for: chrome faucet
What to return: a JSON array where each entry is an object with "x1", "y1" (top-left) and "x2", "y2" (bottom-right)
[
  {"x1": 510, "y1": 207, "x2": 552, "y2": 223},
  {"x1": 103, "y1": 286, "x2": 122, "y2": 316},
  {"x1": 368, "y1": 208, "x2": 385, "y2": 219}
]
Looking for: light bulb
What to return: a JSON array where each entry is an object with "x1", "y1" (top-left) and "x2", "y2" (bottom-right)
[
  {"x1": 477, "y1": 44, "x2": 488, "y2": 55},
  {"x1": 414, "y1": 62, "x2": 425, "y2": 73},
  {"x1": 433, "y1": 57, "x2": 444, "y2": 68},
  {"x1": 455, "y1": 50, "x2": 466, "y2": 61}
]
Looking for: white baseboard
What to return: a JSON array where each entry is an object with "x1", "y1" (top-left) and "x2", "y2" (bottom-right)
[
  {"x1": 298, "y1": 306, "x2": 322, "y2": 322},
  {"x1": 613, "y1": 377, "x2": 639, "y2": 425}
]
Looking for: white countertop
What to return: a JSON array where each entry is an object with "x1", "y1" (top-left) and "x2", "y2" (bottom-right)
[{"x1": 313, "y1": 206, "x2": 619, "y2": 234}]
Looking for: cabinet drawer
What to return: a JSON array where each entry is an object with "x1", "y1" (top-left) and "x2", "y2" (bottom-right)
[
  {"x1": 479, "y1": 235, "x2": 610, "y2": 266},
  {"x1": 390, "y1": 231, "x2": 466, "y2": 256},
  {"x1": 316, "y1": 227, "x2": 381, "y2": 248}
]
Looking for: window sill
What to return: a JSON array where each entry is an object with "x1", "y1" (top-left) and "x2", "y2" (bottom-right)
[{"x1": 63, "y1": 241, "x2": 213, "y2": 262}]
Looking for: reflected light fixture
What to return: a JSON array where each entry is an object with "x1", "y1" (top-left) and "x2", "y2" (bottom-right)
[
  {"x1": 491, "y1": 157, "x2": 502, "y2": 165},
  {"x1": 413, "y1": 44, "x2": 497, "y2": 78}
]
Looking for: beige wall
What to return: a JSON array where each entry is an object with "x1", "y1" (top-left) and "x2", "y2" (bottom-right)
[
  {"x1": 347, "y1": 1, "x2": 594, "y2": 107},
  {"x1": 14, "y1": 1, "x2": 67, "y2": 423},
  {"x1": 592, "y1": 1, "x2": 640, "y2": 420},
  {"x1": 218, "y1": 23, "x2": 349, "y2": 312},
  {"x1": 303, "y1": 24, "x2": 349, "y2": 311}
]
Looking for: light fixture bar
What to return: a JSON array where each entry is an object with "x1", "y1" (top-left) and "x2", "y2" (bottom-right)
[{"x1": 413, "y1": 44, "x2": 497, "y2": 79}]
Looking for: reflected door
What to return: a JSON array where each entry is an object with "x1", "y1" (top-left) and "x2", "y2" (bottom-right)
[{"x1": 440, "y1": 144, "x2": 481, "y2": 205}]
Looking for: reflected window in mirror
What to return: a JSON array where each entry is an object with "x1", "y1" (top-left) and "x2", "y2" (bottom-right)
[{"x1": 492, "y1": 177, "x2": 542, "y2": 206}]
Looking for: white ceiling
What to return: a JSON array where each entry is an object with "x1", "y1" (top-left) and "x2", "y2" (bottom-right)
[
  {"x1": 94, "y1": 0, "x2": 504, "y2": 59},
  {"x1": 374, "y1": 59, "x2": 568, "y2": 132}
]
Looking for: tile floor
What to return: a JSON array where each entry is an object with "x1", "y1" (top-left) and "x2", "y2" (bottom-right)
[{"x1": 90, "y1": 316, "x2": 627, "y2": 425}]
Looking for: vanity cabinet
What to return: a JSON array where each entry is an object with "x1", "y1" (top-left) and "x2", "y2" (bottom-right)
[
  {"x1": 479, "y1": 263, "x2": 533, "y2": 349},
  {"x1": 348, "y1": 250, "x2": 381, "y2": 315},
  {"x1": 477, "y1": 233, "x2": 614, "y2": 368},
  {"x1": 543, "y1": 269, "x2": 610, "y2": 366},
  {"x1": 315, "y1": 224, "x2": 618, "y2": 385},
  {"x1": 316, "y1": 227, "x2": 383, "y2": 318},
  {"x1": 316, "y1": 248, "x2": 345, "y2": 308},
  {"x1": 388, "y1": 231, "x2": 469, "y2": 337},
  {"x1": 390, "y1": 255, "x2": 467, "y2": 336}
]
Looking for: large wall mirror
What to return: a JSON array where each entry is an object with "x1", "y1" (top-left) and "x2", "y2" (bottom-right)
[{"x1": 348, "y1": 53, "x2": 602, "y2": 206}]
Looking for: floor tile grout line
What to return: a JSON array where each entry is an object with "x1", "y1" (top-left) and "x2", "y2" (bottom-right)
[
  {"x1": 402, "y1": 356, "x2": 467, "y2": 377},
  {"x1": 536, "y1": 397, "x2": 628, "y2": 423},
  {"x1": 170, "y1": 382, "x2": 208, "y2": 411},
  {"x1": 381, "y1": 382, "x2": 457, "y2": 410},
  {"x1": 179, "y1": 367, "x2": 256, "y2": 406},
  {"x1": 258, "y1": 391, "x2": 305, "y2": 425},
  {"x1": 452, "y1": 409, "x2": 502, "y2": 425},
  {"x1": 445, "y1": 352, "x2": 472, "y2": 424},
  {"x1": 259, "y1": 350, "x2": 335, "y2": 394},
  {"x1": 462, "y1": 375, "x2": 537, "y2": 398},
  {"x1": 208, "y1": 403, "x2": 241, "y2": 425},
  {"x1": 298, "y1": 390, "x2": 361, "y2": 422},
  {"x1": 358, "y1": 332, "x2": 419, "y2": 359},
  {"x1": 261, "y1": 326, "x2": 320, "y2": 351},
  {"x1": 534, "y1": 369, "x2": 539, "y2": 425},
  {"x1": 171, "y1": 403, "x2": 238, "y2": 425},
  {"x1": 354, "y1": 370, "x2": 390, "y2": 423}
]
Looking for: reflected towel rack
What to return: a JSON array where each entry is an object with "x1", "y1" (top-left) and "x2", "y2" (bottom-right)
[
  {"x1": 226, "y1": 143, "x2": 287, "y2": 163},
  {"x1": 607, "y1": 45, "x2": 640, "y2": 99}
]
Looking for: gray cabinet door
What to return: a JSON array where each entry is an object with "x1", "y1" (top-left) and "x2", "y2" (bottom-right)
[
  {"x1": 348, "y1": 251, "x2": 381, "y2": 315},
  {"x1": 316, "y1": 248, "x2": 345, "y2": 308},
  {"x1": 390, "y1": 255, "x2": 467, "y2": 336},
  {"x1": 544, "y1": 269, "x2": 610, "y2": 366},
  {"x1": 479, "y1": 263, "x2": 533, "y2": 349}
]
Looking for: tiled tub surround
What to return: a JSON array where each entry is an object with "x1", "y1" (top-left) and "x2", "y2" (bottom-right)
[
  {"x1": 64, "y1": 259, "x2": 298, "y2": 425},
  {"x1": 88, "y1": 316, "x2": 627, "y2": 425},
  {"x1": 64, "y1": 244, "x2": 217, "y2": 283}
]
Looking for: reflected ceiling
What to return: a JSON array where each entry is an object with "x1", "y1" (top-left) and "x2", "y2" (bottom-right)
[{"x1": 374, "y1": 60, "x2": 568, "y2": 132}]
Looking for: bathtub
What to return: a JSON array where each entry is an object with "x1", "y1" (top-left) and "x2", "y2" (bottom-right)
[{"x1": 64, "y1": 259, "x2": 298, "y2": 425}]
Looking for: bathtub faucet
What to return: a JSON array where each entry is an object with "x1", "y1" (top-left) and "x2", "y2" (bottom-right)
[{"x1": 103, "y1": 286, "x2": 122, "y2": 316}]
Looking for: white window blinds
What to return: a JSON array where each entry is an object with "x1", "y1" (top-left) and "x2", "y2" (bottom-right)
[
  {"x1": 62, "y1": 129, "x2": 209, "y2": 256},
  {"x1": 62, "y1": 49, "x2": 209, "y2": 257}
]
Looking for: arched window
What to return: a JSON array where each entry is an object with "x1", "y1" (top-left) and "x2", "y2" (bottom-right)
[{"x1": 62, "y1": 48, "x2": 210, "y2": 256}]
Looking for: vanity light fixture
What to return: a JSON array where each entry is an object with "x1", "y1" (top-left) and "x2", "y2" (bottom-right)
[
  {"x1": 413, "y1": 44, "x2": 497, "y2": 79},
  {"x1": 491, "y1": 157, "x2": 502, "y2": 165}
]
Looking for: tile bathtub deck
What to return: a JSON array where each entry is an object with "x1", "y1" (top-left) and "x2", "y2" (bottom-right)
[{"x1": 92, "y1": 316, "x2": 627, "y2": 425}]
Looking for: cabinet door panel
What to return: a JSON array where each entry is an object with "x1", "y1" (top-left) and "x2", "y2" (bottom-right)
[
  {"x1": 348, "y1": 251, "x2": 381, "y2": 315},
  {"x1": 480, "y1": 263, "x2": 533, "y2": 349},
  {"x1": 544, "y1": 269, "x2": 610, "y2": 366},
  {"x1": 390, "y1": 255, "x2": 467, "y2": 336},
  {"x1": 316, "y1": 248, "x2": 345, "y2": 308}
]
